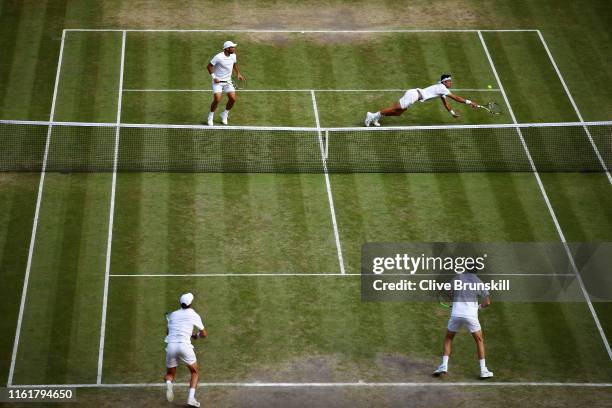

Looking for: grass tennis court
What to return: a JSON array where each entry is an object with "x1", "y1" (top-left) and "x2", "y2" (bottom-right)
[{"x1": 1, "y1": 1, "x2": 611, "y2": 407}]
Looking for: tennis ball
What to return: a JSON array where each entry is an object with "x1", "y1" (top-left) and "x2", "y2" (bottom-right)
[{"x1": 487, "y1": 84, "x2": 492, "y2": 89}]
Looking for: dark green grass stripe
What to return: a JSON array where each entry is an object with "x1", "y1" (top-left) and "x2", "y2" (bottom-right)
[
  {"x1": 0, "y1": 1, "x2": 25, "y2": 115},
  {"x1": 27, "y1": 0, "x2": 69, "y2": 119},
  {"x1": 0, "y1": 174, "x2": 39, "y2": 384},
  {"x1": 43, "y1": 175, "x2": 87, "y2": 383},
  {"x1": 594, "y1": 303, "x2": 612, "y2": 350},
  {"x1": 167, "y1": 174, "x2": 197, "y2": 274}
]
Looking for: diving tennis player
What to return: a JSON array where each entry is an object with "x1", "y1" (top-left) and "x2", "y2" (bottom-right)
[
  {"x1": 365, "y1": 74, "x2": 478, "y2": 126},
  {"x1": 164, "y1": 293, "x2": 207, "y2": 407}
]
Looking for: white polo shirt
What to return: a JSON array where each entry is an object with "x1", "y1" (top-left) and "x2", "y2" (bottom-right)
[
  {"x1": 450, "y1": 273, "x2": 489, "y2": 319},
  {"x1": 165, "y1": 308, "x2": 205, "y2": 344},
  {"x1": 417, "y1": 83, "x2": 451, "y2": 102},
  {"x1": 210, "y1": 52, "x2": 237, "y2": 81}
]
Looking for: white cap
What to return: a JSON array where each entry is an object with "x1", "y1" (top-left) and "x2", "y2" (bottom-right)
[
  {"x1": 223, "y1": 40, "x2": 237, "y2": 49},
  {"x1": 180, "y1": 293, "x2": 194, "y2": 306}
]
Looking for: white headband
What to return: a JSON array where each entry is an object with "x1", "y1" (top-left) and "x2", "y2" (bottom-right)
[{"x1": 441, "y1": 77, "x2": 452, "y2": 82}]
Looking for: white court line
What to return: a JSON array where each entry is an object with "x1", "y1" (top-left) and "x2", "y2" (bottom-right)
[
  {"x1": 122, "y1": 88, "x2": 501, "y2": 93},
  {"x1": 8, "y1": 381, "x2": 612, "y2": 388},
  {"x1": 64, "y1": 28, "x2": 539, "y2": 33},
  {"x1": 311, "y1": 90, "x2": 345, "y2": 275},
  {"x1": 96, "y1": 30, "x2": 126, "y2": 385},
  {"x1": 536, "y1": 30, "x2": 611, "y2": 184},
  {"x1": 7, "y1": 29, "x2": 67, "y2": 387},
  {"x1": 108, "y1": 273, "x2": 576, "y2": 277},
  {"x1": 478, "y1": 31, "x2": 612, "y2": 360}
]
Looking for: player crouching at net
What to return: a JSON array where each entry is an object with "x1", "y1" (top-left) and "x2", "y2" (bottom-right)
[
  {"x1": 433, "y1": 269, "x2": 494, "y2": 379},
  {"x1": 206, "y1": 40, "x2": 245, "y2": 126},
  {"x1": 365, "y1": 74, "x2": 478, "y2": 126},
  {"x1": 164, "y1": 293, "x2": 207, "y2": 407}
]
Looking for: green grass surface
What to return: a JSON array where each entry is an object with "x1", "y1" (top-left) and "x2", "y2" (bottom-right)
[{"x1": 0, "y1": 1, "x2": 611, "y2": 407}]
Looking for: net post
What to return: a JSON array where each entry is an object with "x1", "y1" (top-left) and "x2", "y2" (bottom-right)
[{"x1": 324, "y1": 130, "x2": 329, "y2": 160}]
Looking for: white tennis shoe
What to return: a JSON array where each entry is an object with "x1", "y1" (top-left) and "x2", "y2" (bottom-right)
[
  {"x1": 365, "y1": 112, "x2": 373, "y2": 127},
  {"x1": 220, "y1": 111, "x2": 229, "y2": 125},
  {"x1": 207, "y1": 117, "x2": 213, "y2": 126},
  {"x1": 187, "y1": 397, "x2": 201, "y2": 407},
  {"x1": 433, "y1": 364, "x2": 448, "y2": 376},
  {"x1": 165, "y1": 382, "x2": 174, "y2": 402},
  {"x1": 480, "y1": 368, "x2": 494, "y2": 378}
]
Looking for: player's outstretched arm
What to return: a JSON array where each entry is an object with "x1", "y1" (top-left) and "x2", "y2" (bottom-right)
[{"x1": 447, "y1": 93, "x2": 478, "y2": 108}]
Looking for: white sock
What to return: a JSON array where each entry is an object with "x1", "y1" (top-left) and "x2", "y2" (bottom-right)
[
  {"x1": 222, "y1": 109, "x2": 229, "y2": 116},
  {"x1": 188, "y1": 388, "x2": 196, "y2": 400},
  {"x1": 479, "y1": 359, "x2": 486, "y2": 370},
  {"x1": 442, "y1": 355, "x2": 449, "y2": 367},
  {"x1": 166, "y1": 380, "x2": 172, "y2": 385},
  {"x1": 374, "y1": 111, "x2": 382, "y2": 120},
  {"x1": 208, "y1": 112, "x2": 214, "y2": 119}
]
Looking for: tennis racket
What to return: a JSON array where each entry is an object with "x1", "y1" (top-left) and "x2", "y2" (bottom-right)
[
  {"x1": 437, "y1": 290, "x2": 453, "y2": 309},
  {"x1": 233, "y1": 75, "x2": 247, "y2": 90},
  {"x1": 477, "y1": 101, "x2": 503, "y2": 115}
]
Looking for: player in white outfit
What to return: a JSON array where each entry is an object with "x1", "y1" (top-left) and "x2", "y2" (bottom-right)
[
  {"x1": 433, "y1": 272, "x2": 494, "y2": 379},
  {"x1": 206, "y1": 40, "x2": 245, "y2": 126},
  {"x1": 365, "y1": 74, "x2": 478, "y2": 126},
  {"x1": 164, "y1": 293, "x2": 207, "y2": 407}
]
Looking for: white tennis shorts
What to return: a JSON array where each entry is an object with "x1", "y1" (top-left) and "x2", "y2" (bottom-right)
[
  {"x1": 399, "y1": 89, "x2": 420, "y2": 109},
  {"x1": 166, "y1": 342, "x2": 197, "y2": 368},
  {"x1": 447, "y1": 316, "x2": 482, "y2": 333},
  {"x1": 212, "y1": 79, "x2": 236, "y2": 94}
]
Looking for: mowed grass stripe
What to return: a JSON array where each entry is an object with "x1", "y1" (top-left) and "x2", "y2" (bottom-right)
[
  {"x1": 0, "y1": 3, "x2": 46, "y2": 120},
  {"x1": 0, "y1": 0, "x2": 69, "y2": 120},
  {"x1": 0, "y1": 174, "x2": 40, "y2": 384}
]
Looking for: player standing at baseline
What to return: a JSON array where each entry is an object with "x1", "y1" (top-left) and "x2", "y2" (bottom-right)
[
  {"x1": 206, "y1": 40, "x2": 245, "y2": 126},
  {"x1": 433, "y1": 271, "x2": 494, "y2": 379},
  {"x1": 365, "y1": 74, "x2": 478, "y2": 126},
  {"x1": 164, "y1": 293, "x2": 207, "y2": 407}
]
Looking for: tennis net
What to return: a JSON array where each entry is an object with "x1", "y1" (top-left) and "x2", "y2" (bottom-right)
[{"x1": 0, "y1": 120, "x2": 610, "y2": 173}]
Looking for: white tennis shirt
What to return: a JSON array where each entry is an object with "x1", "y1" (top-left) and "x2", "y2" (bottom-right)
[
  {"x1": 417, "y1": 83, "x2": 451, "y2": 102},
  {"x1": 165, "y1": 308, "x2": 205, "y2": 344},
  {"x1": 210, "y1": 52, "x2": 237, "y2": 81},
  {"x1": 450, "y1": 273, "x2": 489, "y2": 319}
]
